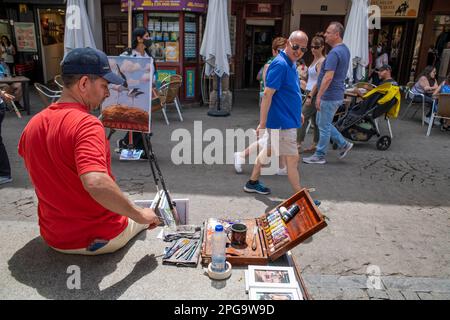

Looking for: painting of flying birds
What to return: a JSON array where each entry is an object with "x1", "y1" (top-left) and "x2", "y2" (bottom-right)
[{"x1": 101, "y1": 56, "x2": 153, "y2": 133}]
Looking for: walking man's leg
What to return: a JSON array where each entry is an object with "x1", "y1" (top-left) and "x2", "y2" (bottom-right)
[
  {"x1": 244, "y1": 147, "x2": 271, "y2": 195},
  {"x1": 286, "y1": 154, "x2": 301, "y2": 192}
]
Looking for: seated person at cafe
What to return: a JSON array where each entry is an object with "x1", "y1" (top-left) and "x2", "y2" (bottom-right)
[
  {"x1": 18, "y1": 47, "x2": 160, "y2": 255},
  {"x1": 432, "y1": 73, "x2": 450, "y2": 131},
  {"x1": 0, "y1": 59, "x2": 22, "y2": 108},
  {"x1": 377, "y1": 64, "x2": 398, "y2": 86}
]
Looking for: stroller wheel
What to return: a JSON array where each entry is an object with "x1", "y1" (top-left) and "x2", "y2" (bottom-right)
[{"x1": 376, "y1": 136, "x2": 391, "y2": 151}]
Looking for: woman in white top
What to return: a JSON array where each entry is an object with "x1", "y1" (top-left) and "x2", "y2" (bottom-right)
[
  {"x1": 0, "y1": 36, "x2": 16, "y2": 75},
  {"x1": 117, "y1": 27, "x2": 155, "y2": 158},
  {"x1": 297, "y1": 34, "x2": 326, "y2": 153}
]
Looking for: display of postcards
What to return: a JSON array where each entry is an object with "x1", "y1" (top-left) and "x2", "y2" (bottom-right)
[
  {"x1": 154, "y1": 20, "x2": 161, "y2": 32},
  {"x1": 249, "y1": 287, "x2": 303, "y2": 300},
  {"x1": 162, "y1": 22, "x2": 168, "y2": 32},
  {"x1": 168, "y1": 22, "x2": 173, "y2": 32},
  {"x1": 163, "y1": 32, "x2": 169, "y2": 42},
  {"x1": 174, "y1": 23, "x2": 179, "y2": 32},
  {"x1": 147, "y1": 21, "x2": 154, "y2": 31},
  {"x1": 170, "y1": 32, "x2": 178, "y2": 41}
]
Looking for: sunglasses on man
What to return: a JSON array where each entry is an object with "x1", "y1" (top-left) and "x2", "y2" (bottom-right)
[{"x1": 289, "y1": 41, "x2": 308, "y2": 53}]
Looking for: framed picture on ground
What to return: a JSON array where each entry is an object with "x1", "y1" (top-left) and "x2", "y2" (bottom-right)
[
  {"x1": 249, "y1": 287, "x2": 303, "y2": 300},
  {"x1": 246, "y1": 265, "x2": 298, "y2": 289}
]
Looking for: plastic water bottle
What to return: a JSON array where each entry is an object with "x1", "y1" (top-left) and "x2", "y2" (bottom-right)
[{"x1": 211, "y1": 224, "x2": 227, "y2": 272}]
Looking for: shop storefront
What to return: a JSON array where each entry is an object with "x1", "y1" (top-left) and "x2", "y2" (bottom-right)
[
  {"x1": 3, "y1": 0, "x2": 67, "y2": 84},
  {"x1": 231, "y1": 1, "x2": 291, "y2": 89},
  {"x1": 121, "y1": 0, "x2": 206, "y2": 103},
  {"x1": 416, "y1": 0, "x2": 450, "y2": 81},
  {"x1": 369, "y1": 0, "x2": 421, "y2": 85}
]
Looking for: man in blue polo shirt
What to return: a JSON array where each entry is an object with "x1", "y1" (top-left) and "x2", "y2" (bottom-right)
[{"x1": 244, "y1": 31, "x2": 308, "y2": 195}]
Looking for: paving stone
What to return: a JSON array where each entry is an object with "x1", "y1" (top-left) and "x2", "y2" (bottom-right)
[
  {"x1": 313, "y1": 288, "x2": 344, "y2": 300},
  {"x1": 367, "y1": 289, "x2": 389, "y2": 300},
  {"x1": 417, "y1": 292, "x2": 436, "y2": 300},
  {"x1": 383, "y1": 277, "x2": 450, "y2": 293},
  {"x1": 385, "y1": 289, "x2": 405, "y2": 300},
  {"x1": 401, "y1": 290, "x2": 420, "y2": 300},
  {"x1": 342, "y1": 288, "x2": 369, "y2": 300},
  {"x1": 303, "y1": 275, "x2": 339, "y2": 289},
  {"x1": 337, "y1": 276, "x2": 372, "y2": 289}
]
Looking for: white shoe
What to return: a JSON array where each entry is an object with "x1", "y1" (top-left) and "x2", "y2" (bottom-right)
[
  {"x1": 276, "y1": 167, "x2": 288, "y2": 175},
  {"x1": 234, "y1": 152, "x2": 244, "y2": 173}
]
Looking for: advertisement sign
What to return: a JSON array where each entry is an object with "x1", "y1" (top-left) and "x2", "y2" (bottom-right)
[
  {"x1": 14, "y1": 22, "x2": 37, "y2": 52},
  {"x1": 102, "y1": 56, "x2": 153, "y2": 133},
  {"x1": 121, "y1": 0, "x2": 206, "y2": 13},
  {"x1": 370, "y1": 0, "x2": 420, "y2": 18},
  {"x1": 156, "y1": 69, "x2": 177, "y2": 87},
  {"x1": 186, "y1": 69, "x2": 195, "y2": 98}
]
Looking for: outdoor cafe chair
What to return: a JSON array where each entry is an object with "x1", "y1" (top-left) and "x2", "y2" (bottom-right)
[
  {"x1": 53, "y1": 75, "x2": 64, "y2": 89},
  {"x1": 34, "y1": 82, "x2": 62, "y2": 106},
  {"x1": 157, "y1": 75, "x2": 183, "y2": 125},
  {"x1": 401, "y1": 81, "x2": 425, "y2": 126},
  {"x1": 426, "y1": 93, "x2": 450, "y2": 136}
]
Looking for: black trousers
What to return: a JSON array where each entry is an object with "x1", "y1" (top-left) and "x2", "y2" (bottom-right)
[{"x1": 0, "y1": 106, "x2": 11, "y2": 177}]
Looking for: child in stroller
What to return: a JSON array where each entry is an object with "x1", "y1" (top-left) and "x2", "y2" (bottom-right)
[{"x1": 333, "y1": 82, "x2": 401, "y2": 150}]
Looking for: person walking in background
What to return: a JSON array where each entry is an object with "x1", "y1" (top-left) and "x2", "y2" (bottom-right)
[
  {"x1": 303, "y1": 22, "x2": 353, "y2": 165},
  {"x1": 0, "y1": 88, "x2": 14, "y2": 185},
  {"x1": 297, "y1": 33, "x2": 326, "y2": 154},
  {"x1": 243, "y1": 31, "x2": 307, "y2": 195},
  {"x1": 0, "y1": 36, "x2": 16, "y2": 76},
  {"x1": 235, "y1": 37, "x2": 288, "y2": 175}
]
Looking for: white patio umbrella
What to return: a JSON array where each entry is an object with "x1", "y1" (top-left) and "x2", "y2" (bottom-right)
[
  {"x1": 343, "y1": 0, "x2": 369, "y2": 84},
  {"x1": 200, "y1": 0, "x2": 231, "y2": 116},
  {"x1": 64, "y1": 0, "x2": 96, "y2": 56}
]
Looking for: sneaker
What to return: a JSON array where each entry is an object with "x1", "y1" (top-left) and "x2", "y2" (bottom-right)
[
  {"x1": 276, "y1": 167, "x2": 288, "y2": 175},
  {"x1": 0, "y1": 176, "x2": 12, "y2": 185},
  {"x1": 234, "y1": 152, "x2": 244, "y2": 173},
  {"x1": 313, "y1": 199, "x2": 321, "y2": 207},
  {"x1": 244, "y1": 180, "x2": 271, "y2": 195},
  {"x1": 338, "y1": 142, "x2": 354, "y2": 159},
  {"x1": 302, "y1": 155, "x2": 326, "y2": 164}
]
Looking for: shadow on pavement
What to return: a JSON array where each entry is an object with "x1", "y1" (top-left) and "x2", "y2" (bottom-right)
[{"x1": 7, "y1": 232, "x2": 157, "y2": 299}]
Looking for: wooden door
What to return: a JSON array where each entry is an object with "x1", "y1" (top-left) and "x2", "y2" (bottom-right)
[
  {"x1": 103, "y1": 18, "x2": 128, "y2": 56},
  {"x1": 300, "y1": 15, "x2": 346, "y2": 65}
]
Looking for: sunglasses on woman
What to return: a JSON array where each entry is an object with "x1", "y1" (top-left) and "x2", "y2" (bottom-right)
[
  {"x1": 310, "y1": 45, "x2": 322, "y2": 50},
  {"x1": 289, "y1": 41, "x2": 308, "y2": 53}
]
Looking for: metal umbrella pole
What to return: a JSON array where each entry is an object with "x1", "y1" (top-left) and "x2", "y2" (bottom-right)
[{"x1": 207, "y1": 74, "x2": 229, "y2": 117}]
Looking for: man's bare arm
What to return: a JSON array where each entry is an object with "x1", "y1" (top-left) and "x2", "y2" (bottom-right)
[{"x1": 80, "y1": 172, "x2": 159, "y2": 226}]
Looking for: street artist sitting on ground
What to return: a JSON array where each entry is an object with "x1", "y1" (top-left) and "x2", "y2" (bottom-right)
[{"x1": 18, "y1": 48, "x2": 160, "y2": 255}]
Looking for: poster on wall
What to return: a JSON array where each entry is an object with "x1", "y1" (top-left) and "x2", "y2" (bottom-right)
[
  {"x1": 101, "y1": 56, "x2": 153, "y2": 133},
  {"x1": 14, "y1": 22, "x2": 37, "y2": 52},
  {"x1": 409, "y1": 24, "x2": 424, "y2": 82},
  {"x1": 156, "y1": 69, "x2": 177, "y2": 87},
  {"x1": 370, "y1": 0, "x2": 420, "y2": 18},
  {"x1": 186, "y1": 69, "x2": 195, "y2": 98}
]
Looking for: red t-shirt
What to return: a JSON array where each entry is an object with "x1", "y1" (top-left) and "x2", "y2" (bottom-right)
[{"x1": 18, "y1": 103, "x2": 128, "y2": 250}]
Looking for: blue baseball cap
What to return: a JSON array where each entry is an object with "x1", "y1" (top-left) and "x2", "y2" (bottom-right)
[{"x1": 62, "y1": 47, "x2": 124, "y2": 85}]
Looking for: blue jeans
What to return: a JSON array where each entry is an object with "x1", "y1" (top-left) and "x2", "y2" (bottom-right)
[{"x1": 315, "y1": 99, "x2": 348, "y2": 157}]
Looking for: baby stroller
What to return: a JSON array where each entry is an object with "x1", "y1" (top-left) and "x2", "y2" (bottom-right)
[{"x1": 334, "y1": 82, "x2": 401, "y2": 151}]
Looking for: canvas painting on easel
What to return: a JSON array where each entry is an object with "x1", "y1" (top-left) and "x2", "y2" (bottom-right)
[{"x1": 101, "y1": 56, "x2": 153, "y2": 133}]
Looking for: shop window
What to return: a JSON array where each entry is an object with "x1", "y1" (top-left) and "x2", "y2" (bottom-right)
[
  {"x1": 148, "y1": 13, "x2": 180, "y2": 63},
  {"x1": 184, "y1": 13, "x2": 197, "y2": 62}
]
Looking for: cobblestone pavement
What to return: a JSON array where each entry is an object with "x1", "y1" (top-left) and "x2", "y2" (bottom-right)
[{"x1": 0, "y1": 88, "x2": 449, "y2": 299}]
